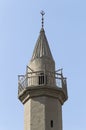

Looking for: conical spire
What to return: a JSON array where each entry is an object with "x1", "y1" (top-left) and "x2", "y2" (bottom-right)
[
  {"x1": 28, "y1": 11, "x2": 55, "y2": 74},
  {"x1": 31, "y1": 28, "x2": 54, "y2": 61}
]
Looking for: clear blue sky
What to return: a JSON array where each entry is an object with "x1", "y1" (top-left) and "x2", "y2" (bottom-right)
[{"x1": 0, "y1": 0, "x2": 86, "y2": 130}]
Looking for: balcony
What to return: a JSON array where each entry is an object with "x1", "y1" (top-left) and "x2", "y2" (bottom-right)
[{"x1": 18, "y1": 70, "x2": 67, "y2": 97}]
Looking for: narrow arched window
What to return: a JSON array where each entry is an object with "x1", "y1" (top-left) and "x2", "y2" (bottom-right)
[
  {"x1": 51, "y1": 120, "x2": 53, "y2": 128},
  {"x1": 39, "y1": 73, "x2": 44, "y2": 85}
]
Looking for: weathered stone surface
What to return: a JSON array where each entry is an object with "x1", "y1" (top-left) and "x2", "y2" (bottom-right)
[
  {"x1": 18, "y1": 27, "x2": 68, "y2": 130},
  {"x1": 24, "y1": 96, "x2": 62, "y2": 130}
]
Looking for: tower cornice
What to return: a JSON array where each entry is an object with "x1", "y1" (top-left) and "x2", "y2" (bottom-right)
[{"x1": 18, "y1": 86, "x2": 68, "y2": 105}]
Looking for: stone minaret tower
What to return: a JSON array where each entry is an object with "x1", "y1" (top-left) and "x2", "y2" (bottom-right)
[{"x1": 18, "y1": 11, "x2": 68, "y2": 130}]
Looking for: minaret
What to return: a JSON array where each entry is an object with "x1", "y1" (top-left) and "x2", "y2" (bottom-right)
[{"x1": 18, "y1": 11, "x2": 68, "y2": 130}]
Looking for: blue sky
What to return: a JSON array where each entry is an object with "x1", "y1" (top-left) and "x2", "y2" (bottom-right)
[{"x1": 0, "y1": 0, "x2": 86, "y2": 130}]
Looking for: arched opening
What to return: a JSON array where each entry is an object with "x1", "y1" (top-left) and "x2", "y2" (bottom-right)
[
  {"x1": 39, "y1": 73, "x2": 47, "y2": 85},
  {"x1": 50, "y1": 120, "x2": 53, "y2": 128}
]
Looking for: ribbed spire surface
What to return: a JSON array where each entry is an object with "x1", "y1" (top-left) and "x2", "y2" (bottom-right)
[{"x1": 31, "y1": 28, "x2": 54, "y2": 61}]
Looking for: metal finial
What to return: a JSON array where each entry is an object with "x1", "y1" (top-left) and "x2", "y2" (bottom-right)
[{"x1": 40, "y1": 11, "x2": 45, "y2": 28}]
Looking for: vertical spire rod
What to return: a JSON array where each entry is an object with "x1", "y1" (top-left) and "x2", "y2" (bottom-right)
[{"x1": 40, "y1": 11, "x2": 45, "y2": 28}]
